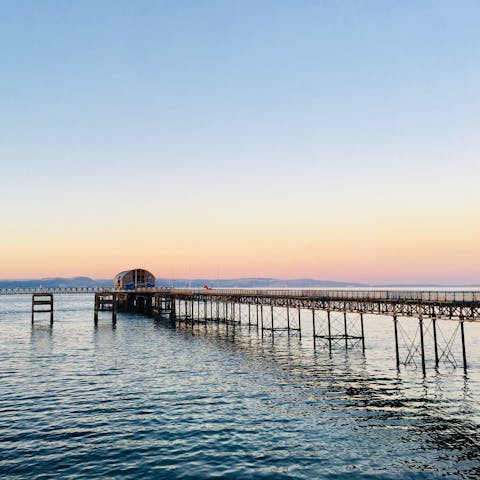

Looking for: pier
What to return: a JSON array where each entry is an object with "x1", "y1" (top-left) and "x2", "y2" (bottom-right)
[
  {"x1": 94, "y1": 288, "x2": 480, "y2": 375},
  {"x1": 8, "y1": 279, "x2": 478, "y2": 374}
]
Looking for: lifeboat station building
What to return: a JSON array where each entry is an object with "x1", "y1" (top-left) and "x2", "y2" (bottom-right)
[{"x1": 114, "y1": 269, "x2": 155, "y2": 290}]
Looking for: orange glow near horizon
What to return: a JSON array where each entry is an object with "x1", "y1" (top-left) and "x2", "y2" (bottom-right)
[{"x1": 2, "y1": 203, "x2": 479, "y2": 284}]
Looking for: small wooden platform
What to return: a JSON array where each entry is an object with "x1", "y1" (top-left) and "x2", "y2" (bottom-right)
[
  {"x1": 94, "y1": 293, "x2": 117, "y2": 325},
  {"x1": 32, "y1": 293, "x2": 54, "y2": 324}
]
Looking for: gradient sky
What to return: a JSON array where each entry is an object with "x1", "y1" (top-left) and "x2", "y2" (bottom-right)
[{"x1": 1, "y1": 1, "x2": 479, "y2": 283}]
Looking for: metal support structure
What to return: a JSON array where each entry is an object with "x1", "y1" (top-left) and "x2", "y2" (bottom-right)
[
  {"x1": 312, "y1": 309, "x2": 316, "y2": 348},
  {"x1": 327, "y1": 311, "x2": 332, "y2": 353},
  {"x1": 432, "y1": 315, "x2": 439, "y2": 368},
  {"x1": 360, "y1": 312, "x2": 365, "y2": 352},
  {"x1": 393, "y1": 315, "x2": 400, "y2": 370},
  {"x1": 270, "y1": 305, "x2": 274, "y2": 337},
  {"x1": 460, "y1": 319, "x2": 467, "y2": 374},
  {"x1": 419, "y1": 316, "x2": 426, "y2": 375},
  {"x1": 298, "y1": 307, "x2": 302, "y2": 339},
  {"x1": 260, "y1": 304, "x2": 264, "y2": 338},
  {"x1": 96, "y1": 287, "x2": 479, "y2": 373}
]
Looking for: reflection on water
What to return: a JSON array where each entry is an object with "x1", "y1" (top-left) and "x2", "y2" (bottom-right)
[{"x1": 0, "y1": 294, "x2": 479, "y2": 479}]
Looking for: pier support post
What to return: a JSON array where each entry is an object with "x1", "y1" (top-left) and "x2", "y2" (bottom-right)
[
  {"x1": 94, "y1": 294, "x2": 99, "y2": 325},
  {"x1": 286, "y1": 305, "x2": 290, "y2": 333},
  {"x1": 432, "y1": 315, "x2": 439, "y2": 369},
  {"x1": 170, "y1": 299, "x2": 177, "y2": 320},
  {"x1": 112, "y1": 294, "x2": 117, "y2": 325},
  {"x1": 298, "y1": 307, "x2": 302, "y2": 339},
  {"x1": 260, "y1": 304, "x2": 264, "y2": 338},
  {"x1": 393, "y1": 315, "x2": 400, "y2": 370},
  {"x1": 360, "y1": 312, "x2": 365, "y2": 353},
  {"x1": 327, "y1": 311, "x2": 332, "y2": 353},
  {"x1": 270, "y1": 305, "x2": 274, "y2": 337},
  {"x1": 419, "y1": 316, "x2": 426, "y2": 375},
  {"x1": 312, "y1": 309, "x2": 316, "y2": 348},
  {"x1": 460, "y1": 319, "x2": 467, "y2": 374}
]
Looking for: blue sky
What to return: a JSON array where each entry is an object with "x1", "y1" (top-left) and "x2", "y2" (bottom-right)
[{"x1": 1, "y1": 1, "x2": 479, "y2": 282}]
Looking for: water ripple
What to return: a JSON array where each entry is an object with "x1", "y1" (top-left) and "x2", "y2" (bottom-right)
[{"x1": 0, "y1": 295, "x2": 479, "y2": 479}]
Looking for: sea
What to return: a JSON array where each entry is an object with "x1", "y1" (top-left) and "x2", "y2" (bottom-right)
[{"x1": 1, "y1": 292, "x2": 479, "y2": 479}]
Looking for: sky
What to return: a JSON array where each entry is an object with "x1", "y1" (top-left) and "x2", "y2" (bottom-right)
[{"x1": 1, "y1": 0, "x2": 479, "y2": 284}]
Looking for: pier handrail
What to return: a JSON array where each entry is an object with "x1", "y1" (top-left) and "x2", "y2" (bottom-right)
[
  {"x1": 3, "y1": 286, "x2": 479, "y2": 303},
  {"x1": 131, "y1": 288, "x2": 480, "y2": 303},
  {"x1": 0, "y1": 287, "x2": 111, "y2": 295}
]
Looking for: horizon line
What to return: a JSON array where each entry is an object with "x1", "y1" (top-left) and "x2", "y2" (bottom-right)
[{"x1": 1, "y1": 275, "x2": 480, "y2": 288}]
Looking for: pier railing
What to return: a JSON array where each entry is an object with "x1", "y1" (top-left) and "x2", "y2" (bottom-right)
[
  {"x1": 133, "y1": 288, "x2": 480, "y2": 303},
  {"x1": 3, "y1": 286, "x2": 480, "y2": 303},
  {"x1": 0, "y1": 287, "x2": 110, "y2": 295}
]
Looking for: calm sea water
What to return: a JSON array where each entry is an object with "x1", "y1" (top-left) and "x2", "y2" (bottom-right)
[{"x1": 1, "y1": 294, "x2": 480, "y2": 479}]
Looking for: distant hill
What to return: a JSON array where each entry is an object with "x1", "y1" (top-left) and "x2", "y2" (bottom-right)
[
  {"x1": 0, "y1": 276, "x2": 365, "y2": 289},
  {"x1": 1, "y1": 277, "x2": 478, "y2": 289},
  {"x1": 155, "y1": 278, "x2": 366, "y2": 288},
  {"x1": 0, "y1": 277, "x2": 113, "y2": 289}
]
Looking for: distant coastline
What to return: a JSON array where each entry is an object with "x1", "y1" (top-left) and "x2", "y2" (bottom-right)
[{"x1": 0, "y1": 277, "x2": 479, "y2": 289}]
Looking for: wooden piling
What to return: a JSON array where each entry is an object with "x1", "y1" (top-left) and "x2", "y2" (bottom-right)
[
  {"x1": 94, "y1": 292, "x2": 116, "y2": 325},
  {"x1": 32, "y1": 293, "x2": 54, "y2": 325}
]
